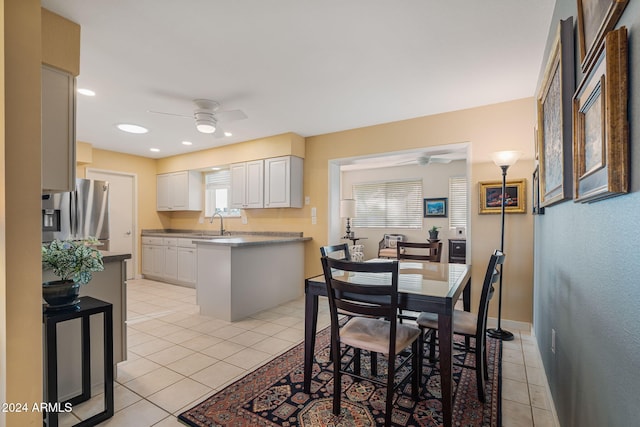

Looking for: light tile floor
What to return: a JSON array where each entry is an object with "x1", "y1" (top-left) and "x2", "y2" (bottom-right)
[{"x1": 59, "y1": 279, "x2": 558, "y2": 426}]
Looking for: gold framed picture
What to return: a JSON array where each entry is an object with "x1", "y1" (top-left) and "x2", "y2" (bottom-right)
[
  {"x1": 577, "y1": 0, "x2": 628, "y2": 72},
  {"x1": 479, "y1": 179, "x2": 526, "y2": 214},
  {"x1": 573, "y1": 26, "x2": 628, "y2": 203},
  {"x1": 537, "y1": 18, "x2": 575, "y2": 208}
]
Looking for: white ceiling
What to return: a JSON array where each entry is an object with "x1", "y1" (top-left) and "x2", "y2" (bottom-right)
[{"x1": 41, "y1": 0, "x2": 555, "y2": 159}]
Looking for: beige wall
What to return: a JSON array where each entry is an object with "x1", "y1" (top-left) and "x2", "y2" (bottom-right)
[{"x1": 2, "y1": 1, "x2": 44, "y2": 425}]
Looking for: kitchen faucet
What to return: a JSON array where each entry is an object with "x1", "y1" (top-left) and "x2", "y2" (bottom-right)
[{"x1": 210, "y1": 212, "x2": 225, "y2": 236}]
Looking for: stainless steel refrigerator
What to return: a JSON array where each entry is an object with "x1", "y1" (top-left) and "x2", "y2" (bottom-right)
[{"x1": 42, "y1": 178, "x2": 110, "y2": 247}]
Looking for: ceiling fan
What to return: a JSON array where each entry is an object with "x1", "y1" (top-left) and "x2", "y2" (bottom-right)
[
  {"x1": 148, "y1": 99, "x2": 247, "y2": 137},
  {"x1": 396, "y1": 154, "x2": 454, "y2": 166}
]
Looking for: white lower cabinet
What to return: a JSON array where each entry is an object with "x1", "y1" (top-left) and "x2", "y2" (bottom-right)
[{"x1": 142, "y1": 236, "x2": 196, "y2": 288}]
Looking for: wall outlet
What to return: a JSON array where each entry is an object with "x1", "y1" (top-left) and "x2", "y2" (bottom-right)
[
  {"x1": 311, "y1": 207, "x2": 317, "y2": 217},
  {"x1": 305, "y1": 196, "x2": 310, "y2": 205},
  {"x1": 311, "y1": 216, "x2": 317, "y2": 225},
  {"x1": 242, "y1": 216, "x2": 248, "y2": 225},
  {"x1": 551, "y1": 329, "x2": 556, "y2": 354}
]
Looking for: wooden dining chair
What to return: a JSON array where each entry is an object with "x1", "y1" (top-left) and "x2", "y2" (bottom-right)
[
  {"x1": 320, "y1": 256, "x2": 422, "y2": 427},
  {"x1": 320, "y1": 243, "x2": 351, "y2": 260},
  {"x1": 396, "y1": 241, "x2": 442, "y2": 262},
  {"x1": 416, "y1": 250, "x2": 505, "y2": 402}
]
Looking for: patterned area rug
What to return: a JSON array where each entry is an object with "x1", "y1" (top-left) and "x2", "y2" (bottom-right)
[{"x1": 179, "y1": 324, "x2": 501, "y2": 426}]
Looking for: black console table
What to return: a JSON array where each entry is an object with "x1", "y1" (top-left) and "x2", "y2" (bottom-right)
[{"x1": 43, "y1": 296, "x2": 114, "y2": 427}]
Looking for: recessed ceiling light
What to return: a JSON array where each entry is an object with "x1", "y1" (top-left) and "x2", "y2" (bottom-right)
[
  {"x1": 211, "y1": 167, "x2": 221, "y2": 170},
  {"x1": 117, "y1": 123, "x2": 148, "y2": 134},
  {"x1": 77, "y1": 88, "x2": 96, "y2": 96},
  {"x1": 150, "y1": 148, "x2": 160, "y2": 152},
  {"x1": 224, "y1": 132, "x2": 232, "y2": 137},
  {"x1": 182, "y1": 141, "x2": 193, "y2": 146}
]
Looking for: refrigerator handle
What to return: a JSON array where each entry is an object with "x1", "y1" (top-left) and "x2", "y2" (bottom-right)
[{"x1": 70, "y1": 190, "x2": 76, "y2": 237}]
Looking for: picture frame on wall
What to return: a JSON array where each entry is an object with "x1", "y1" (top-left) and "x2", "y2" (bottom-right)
[
  {"x1": 479, "y1": 179, "x2": 526, "y2": 214},
  {"x1": 576, "y1": 0, "x2": 628, "y2": 72},
  {"x1": 573, "y1": 27, "x2": 628, "y2": 203},
  {"x1": 532, "y1": 165, "x2": 545, "y2": 215},
  {"x1": 423, "y1": 198, "x2": 447, "y2": 217},
  {"x1": 537, "y1": 17, "x2": 575, "y2": 208}
]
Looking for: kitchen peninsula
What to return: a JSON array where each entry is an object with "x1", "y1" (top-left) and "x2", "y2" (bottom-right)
[{"x1": 142, "y1": 230, "x2": 309, "y2": 321}]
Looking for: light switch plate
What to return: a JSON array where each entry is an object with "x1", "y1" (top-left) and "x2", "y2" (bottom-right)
[{"x1": 311, "y1": 207, "x2": 317, "y2": 217}]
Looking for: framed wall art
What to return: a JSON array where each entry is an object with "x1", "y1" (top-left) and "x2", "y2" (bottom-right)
[
  {"x1": 532, "y1": 165, "x2": 545, "y2": 215},
  {"x1": 479, "y1": 179, "x2": 526, "y2": 214},
  {"x1": 573, "y1": 26, "x2": 628, "y2": 203},
  {"x1": 537, "y1": 18, "x2": 575, "y2": 207},
  {"x1": 423, "y1": 198, "x2": 447, "y2": 217},
  {"x1": 577, "y1": 0, "x2": 628, "y2": 72}
]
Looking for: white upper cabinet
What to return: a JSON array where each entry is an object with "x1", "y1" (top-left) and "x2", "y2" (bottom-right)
[
  {"x1": 230, "y1": 160, "x2": 264, "y2": 209},
  {"x1": 42, "y1": 65, "x2": 76, "y2": 193},
  {"x1": 156, "y1": 171, "x2": 202, "y2": 211},
  {"x1": 264, "y1": 156, "x2": 303, "y2": 208}
]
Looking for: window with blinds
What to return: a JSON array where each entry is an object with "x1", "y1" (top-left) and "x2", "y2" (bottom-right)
[
  {"x1": 448, "y1": 176, "x2": 468, "y2": 228},
  {"x1": 205, "y1": 170, "x2": 241, "y2": 217},
  {"x1": 352, "y1": 179, "x2": 423, "y2": 228}
]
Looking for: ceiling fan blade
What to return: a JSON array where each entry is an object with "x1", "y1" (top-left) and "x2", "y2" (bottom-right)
[
  {"x1": 213, "y1": 125, "x2": 226, "y2": 138},
  {"x1": 147, "y1": 110, "x2": 191, "y2": 119},
  {"x1": 215, "y1": 109, "x2": 247, "y2": 122},
  {"x1": 428, "y1": 157, "x2": 453, "y2": 164}
]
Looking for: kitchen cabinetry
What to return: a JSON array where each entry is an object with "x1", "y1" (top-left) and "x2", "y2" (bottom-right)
[
  {"x1": 448, "y1": 239, "x2": 466, "y2": 264},
  {"x1": 156, "y1": 171, "x2": 202, "y2": 211},
  {"x1": 230, "y1": 156, "x2": 304, "y2": 209},
  {"x1": 264, "y1": 156, "x2": 303, "y2": 208},
  {"x1": 230, "y1": 160, "x2": 264, "y2": 209},
  {"x1": 42, "y1": 65, "x2": 76, "y2": 193},
  {"x1": 142, "y1": 236, "x2": 197, "y2": 288},
  {"x1": 177, "y1": 239, "x2": 197, "y2": 286}
]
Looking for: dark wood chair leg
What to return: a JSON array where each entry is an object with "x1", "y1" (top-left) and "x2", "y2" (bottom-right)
[
  {"x1": 385, "y1": 352, "x2": 395, "y2": 427},
  {"x1": 354, "y1": 348, "x2": 361, "y2": 376},
  {"x1": 332, "y1": 341, "x2": 342, "y2": 416},
  {"x1": 428, "y1": 330, "x2": 436, "y2": 363},
  {"x1": 411, "y1": 339, "x2": 420, "y2": 400},
  {"x1": 370, "y1": 351, "x2": 378, "y2": 377},
  {"x1": 475, "y1": 343, "x2": 486, "y2": 403}
]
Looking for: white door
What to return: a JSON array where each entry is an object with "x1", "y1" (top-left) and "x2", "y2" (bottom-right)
[{"x1": 87, "y1": 170, "x2": 137, "y2": 279}]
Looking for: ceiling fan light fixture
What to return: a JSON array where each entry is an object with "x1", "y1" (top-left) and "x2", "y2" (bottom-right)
[{"x1": 194, "y1": 111, "x2": 217, "y2": 134}]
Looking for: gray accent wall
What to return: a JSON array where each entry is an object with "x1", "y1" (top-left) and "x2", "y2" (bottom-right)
[{"x1": 534, "y1": 1, "x2": 640, "y2": 426}]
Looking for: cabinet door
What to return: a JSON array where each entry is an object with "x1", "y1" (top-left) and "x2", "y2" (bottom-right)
[
  {"x1": 141, "y1": 245, "x2": 154, "y2": 276},
  {"x1": 42, "y1": 65, "x2": 76, "y2": 192},
  {"x1": 264, "y1": 157, "x2": 290, "y2": 208},
  {"x1": 152, "y1": 246, "x2": 165, "y2": 276},
  {"x1": 164, "y1": 246, "x2": 178, "y2": 280},
  {"x1": 229, "y1": 163, "x2": 247, "y2": 208},
  {"x1": 170, "y1": 172, "x2": 189, "y2": 210},
  {"x1": 245, "y1": 160, "x2": 264, "y2": 208},
  {"x1": 157, "y1": 174, "x2": 171, "y2": 211},
  {"x1": 177, "y1": 247, "x2": 197, "y2": 285}
]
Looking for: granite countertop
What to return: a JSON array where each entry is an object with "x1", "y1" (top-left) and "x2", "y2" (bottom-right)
[
  {"x1": 99, "y1": 251, "x2": 132, "y2": 262},
  {"x1": 141, "y1": 229, "x2": 311, "y2": 247}
]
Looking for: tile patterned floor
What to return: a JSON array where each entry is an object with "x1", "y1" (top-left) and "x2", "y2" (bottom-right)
[{"x1": 58, "y1": 279, "x2": 558, "y2": 426}]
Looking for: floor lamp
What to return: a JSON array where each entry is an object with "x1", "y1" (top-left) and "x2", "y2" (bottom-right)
[{"x1": 486, "y1": 150, "x2": 521, "y2": 341}]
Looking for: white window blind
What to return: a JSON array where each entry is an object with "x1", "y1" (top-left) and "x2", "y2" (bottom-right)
[
  {"x1": 205, "y1": 170, "x2": 240, "y2": 217},
  {"x1": 352, "y1": 179, "x2": 422, "y2": 228},
  {"x1": 449, "y1": 176, "x2": 468, "y2": 228}
]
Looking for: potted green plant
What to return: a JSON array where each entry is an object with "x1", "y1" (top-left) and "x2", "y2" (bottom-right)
[
  {"x1": 428, "y1": 226, "x2": 441, "y2": 241},
  {"x1": 41, "y1": 238, "x2": 104, "y2": 310}
]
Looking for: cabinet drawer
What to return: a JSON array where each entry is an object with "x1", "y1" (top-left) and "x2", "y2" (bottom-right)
[
  {"x1": 142, "y1": 236, "x2": 163, "y2": 245},
  {"x1": 451, "y1": 243, "x2": 466, "y2": 257},
  {"x1": 163, "y1": 238, "x2": 178, "y2": 246},
  {"x1": 178, "y1": 238, "x2": 197, "y2": 248}
]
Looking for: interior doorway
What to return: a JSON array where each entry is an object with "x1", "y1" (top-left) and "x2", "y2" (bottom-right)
[{"x1": 86, "y1": 169, "x2": 138, "y2": 280}]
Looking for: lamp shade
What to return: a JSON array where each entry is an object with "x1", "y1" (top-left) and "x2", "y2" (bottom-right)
[
  {"x1": 340, "y1": 199, "x2": 356, "y2": 218},
  {"x1": 492, "y1": 150, "x2": 522, "y2": 167}
]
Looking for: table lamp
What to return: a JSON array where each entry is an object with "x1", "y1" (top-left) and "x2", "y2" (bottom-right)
[{"x1": 340, "y1": 199, "x2": 356, "y2": 238}]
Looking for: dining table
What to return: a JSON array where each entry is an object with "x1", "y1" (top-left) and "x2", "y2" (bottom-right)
[{"x1": 303, "y1": 259, "x2": 472, "y2": 427}]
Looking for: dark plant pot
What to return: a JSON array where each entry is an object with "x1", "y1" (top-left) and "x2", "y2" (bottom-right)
[
  {"x1": 42, "y1": 280, "x2": 80, "y2": 311},
  {"x1": 428, "y1": 231, "x2": 439, "y2": 241}
]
